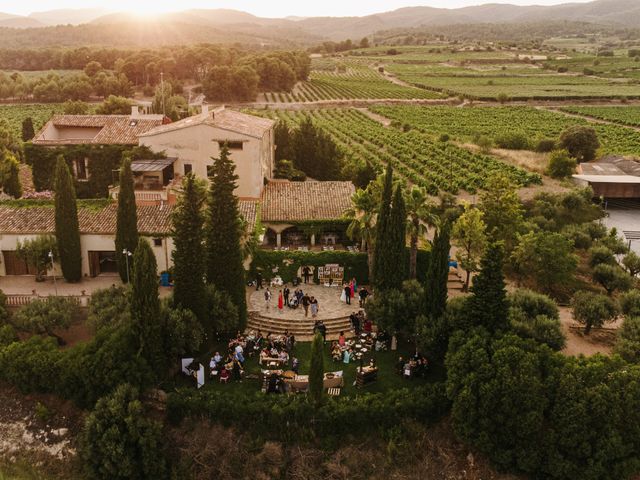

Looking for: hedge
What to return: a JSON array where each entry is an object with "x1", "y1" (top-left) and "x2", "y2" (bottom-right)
[
  {"x1": 166, "y1": 383, "x2": 450, "y2": 441},
  {"x1": 250, "y1": 248, "x2": 430, "y2": 285},
  {"x1": 24, "y1": 144, "x2": 163, "y2": 198}
]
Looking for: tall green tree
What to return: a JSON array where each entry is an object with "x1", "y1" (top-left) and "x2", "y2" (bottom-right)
[
  {"x1": 372, "y1": 163, "x2": 394, "y2": 290},
  {"x1": 405, "y1": 185, "x2": 435, "y2": 279},
  {"x1": 131, "y1": 238, "x2": 163, "y2": 370},
  {"x1": 345, "y1": 187, "x2": 378, "y2": 280},
  {"x1": 291, "y1": 117, "x2": 342, "y2": 180},
  {"x1": 21, "y1": 117, "x2": 34, "y2": 142},
  {"x1": 424, "y1": 222, "x2": 451, "y2": 321},
  {"x1": 479, "y1": 173, "x2": 524, "y2": 252},
  {"x1": 172, "y1": 173, "x2": 207, "y2": 324},
  {"x1": 54, "y1": 156, "x2": 82, "y2": 282},
  {"x1": 451, "y1": 204, "x2": 487, "y2": 291},
  {"x1": 0, "y1": 149, "x2": 22, "y2": 198},
  {"x1": 115, "y1": 156, "x2": 138, "y2": 283},
  {"x1": 309, "y1": 332, "x2": 325, "y2": 405},
  {"x1": 465, "y1": 242, "x2": 509, "y2": 333},
  {"x1": 205, "y1": 145, "x2": 247, "y2": 328},
  {"x1": 274, "y1": 120, "x2": 292, "y2": 162}
]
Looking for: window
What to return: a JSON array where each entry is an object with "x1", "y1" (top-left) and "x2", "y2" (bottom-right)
[
  {"x1": 206, "y1": 165, "x2": 214, "y2": 178},
  {"x1": 75, "y1": 158, "x2": 88, "y2": 180},
  {"x1": 153, "y1": 238, "x2": 163, "y2": 247},
  {"x1": 218, "y1": 141, "x2": 243, "y2": 150},
  {"x1": 184, "y1": 164, "x2": 192, "y2": 175}
]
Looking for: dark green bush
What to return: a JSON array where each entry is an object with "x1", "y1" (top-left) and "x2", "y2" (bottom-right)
[{"x1": 166, "y1": 383, "x2": 449, "y2": 441}]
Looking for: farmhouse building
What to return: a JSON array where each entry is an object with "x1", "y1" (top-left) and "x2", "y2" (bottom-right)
[
  {"x1": 2, "y1": 106, "x2": 356, "y2": 279},
  {"x1": 574, "y1": 157, "x2": 640, "y2": 199}
]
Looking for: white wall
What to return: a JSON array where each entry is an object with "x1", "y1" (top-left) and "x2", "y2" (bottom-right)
[
  {"x1": 139, "y1": 124, "x2": 271, "y2": 199},
  {"x1": 0, "y1": 233, "x2": 173, "y2": 278}
]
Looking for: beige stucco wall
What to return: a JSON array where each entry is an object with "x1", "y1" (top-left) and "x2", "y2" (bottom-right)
[
  {"x1": 0, "y1": 234, "x2": 173, "y2": 277},
  {"x1": 139, "y1": 124, "x2": 274, "y2": 199}
]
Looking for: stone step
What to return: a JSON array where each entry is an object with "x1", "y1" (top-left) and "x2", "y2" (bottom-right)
[
  {"x1": 248, "y1": 313, "x2": 352, "y2": 328},
  {"x1": 246, "y1": 320, "x2": 352, "y2": 336},
  {"x1": 247, "y1": 320, "x2": 351, "y2": 334}
]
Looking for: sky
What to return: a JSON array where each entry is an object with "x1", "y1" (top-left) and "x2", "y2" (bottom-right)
[{"x1": 1, "y1": 0, "x2": 595, "y2": 18}]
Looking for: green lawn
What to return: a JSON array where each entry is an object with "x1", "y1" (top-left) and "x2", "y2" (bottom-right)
[{"x1": 169, "y1": 336, "x2": 444, "y2": 398}]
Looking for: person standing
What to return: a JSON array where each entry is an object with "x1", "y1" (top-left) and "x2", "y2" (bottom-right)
[
  {"x1": 302, "y1": 266, "x2": 311, "y2": 284},
  {"x1": 358, "y1": 287, "x2": 369, "y2": 307},
  {"x1": 349, "y1": 279, "x2": 355, "y2": 299},
  {"x1": 284, "y1": 286, "x2": 290, "y2": 307},
  {"x1": 344, "y1": 283, "x2": 351, "y2": 305},
  {"x1": 278, "y1": 290, "x2": 284, "y2": 311},
  {"x1": 318, "y1": 320, "x2": 327, "y2": 343},
  {"x1": 264, "y1": 288, "x2": 272, "y2": 311},
  {"x1": 310, "y1": 296, "x2": 319, "y2": 318},
  {"x1": 256, "y1": 271, "x2": 262, "y2": 290},
  {"x1": 301, "y1": 292, "x2": 311, "y2": 317}
]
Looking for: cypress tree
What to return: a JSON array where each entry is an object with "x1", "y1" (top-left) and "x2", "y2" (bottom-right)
[
  {"x1": 386, "y1": 184, "x2": 407, "y2": 290},
  {"x1": 54, "y1": 156, "x2": 82, "y2": 282},
  {"x1": 309, "y1": 332, "x2": 325, "y2": 405},
  {"x1": 465, "y1": 242, "x2": 509, "y2": 333},
  {"x1": 21, "y1": 117, "x2": 35, "y2": 142},
  {"x1": 424, "y1": 222, "x2": 451, "y2": 321},
  {"x1": 172, "y1": 173, "x2": 207, "y2": 324},
  {"x1": 131, "y1": 238, "x2": 163, "y2": 370},
  {"x1": 372, "y1": 163, "x2": 394, "y2": 290},
  {"x1": 205, "y1": 144, "x2": 247, "y2": 328},
  {"x1": 115, "y1": 156, "x2": 138, "y2": 283}
]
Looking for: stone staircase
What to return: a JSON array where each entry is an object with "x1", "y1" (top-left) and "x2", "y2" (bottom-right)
[
  {"x1": 447, "y1": 269, "x2": 465, "y2": 291},
  {"x1": 246, "y1": 311, "x2": 353, "y2": 341}
]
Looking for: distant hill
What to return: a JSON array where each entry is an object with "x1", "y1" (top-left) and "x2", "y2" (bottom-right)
[
  {"x1": 0, "y1": 16, "x2": 43, "y2": 28},
  {"x1": 29, "y1": 8, "x2": 109, "y2": 26},
  {"x1": 0, "y1": 0, "x2": 639, "y2": 45}
]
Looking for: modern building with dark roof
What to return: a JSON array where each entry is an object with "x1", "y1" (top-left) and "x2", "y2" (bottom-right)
[{"x1": 574, "y1": 158, "x2": 640, "y2": 199}]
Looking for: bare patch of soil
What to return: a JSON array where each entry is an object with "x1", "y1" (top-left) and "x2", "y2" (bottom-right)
[
  {"x1": 559, "y1": 306, "x2": 620, "y2": 357},
  {"x1": 0, "y1": 384, "x2": 83, "y2": 478}
]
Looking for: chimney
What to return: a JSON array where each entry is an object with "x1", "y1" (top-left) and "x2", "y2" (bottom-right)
[
  {"x1": 202, "y1": 104, "x2": 209, "y2": 115},
  {"x1": 131, "y1": 105, "x2": 139, "y2": 117}
]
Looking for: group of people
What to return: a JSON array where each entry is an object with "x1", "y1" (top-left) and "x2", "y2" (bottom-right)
[
  {"x1": 209, "y1": 335, "x2": 247, "y2": 383},
  {"x1": 396, "y1": 352, "x2": 429, "y2": 379},
  {"x1": 349, "y1": 310, "x2": 372, "y2": 336},
  {"x1": 263, "y1": 287, "x2": 320, "y2": 317}
]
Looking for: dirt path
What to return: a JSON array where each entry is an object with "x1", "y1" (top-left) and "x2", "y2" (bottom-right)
[
  {"x1": 356, "y1": 107, "x2": 392, "y2": 126},
  {"x1": 559, "y1": 306, "x2": 620, "y2": 357},
  {"x1": 540, "y1": 106, "x2": 640, "y2": 133}
]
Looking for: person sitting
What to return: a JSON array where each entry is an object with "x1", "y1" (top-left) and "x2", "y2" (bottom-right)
[
  {"x1": 279, "y1": 350, "x2": 290, "y2": 365},
  {"x1": 338, "y1": 331, "x2": 346, "y2": 348},
  {"x1": 396, "y1": 356, "x2": 405, "y2": 376},
  {"x1": 219, "y1": 367, "x2": 230, "y2": 383},
  {"x1": 292, "y1": 357, "x2": 300, "y2": 374},
  {"x1": 260, "y1": 348, "x2": 270, "y2": 364},
  {"x1": 343, "y1": 348, "x2": 352, "y2": 364},
  {"x1": 267, "y1": 374, "x2": 279, "y2": 394},
  {"x1": 331, "y1": 342, "x2": 342, "y2": 362}
]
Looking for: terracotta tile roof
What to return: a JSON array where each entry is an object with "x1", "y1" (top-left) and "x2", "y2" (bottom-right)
[
  {"x1": 32, "y1": 114, "x2": 166, "y2": 146},
  {"x1": 139, "y1": 108, "x2": 274, "y2": 139},
  {"x1": 0, "y1": 200, "x2": 258, "y2": 236},
  {"x1": 0, "y1": 203, "x2": 172, "y2": 235},
  {"x1": 238, "y1": 200, "x2": 258, "y2": 233},
  {"x1": 261, "y1": 180, "x2": 355, "y2": 223}
]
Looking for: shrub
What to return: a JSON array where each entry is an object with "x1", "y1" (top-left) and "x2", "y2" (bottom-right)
[
  {"x1": 494, "y1": 132, "x2": 530, "y2": 150},
  {"x1": 438, "y1": 133, "x2": 450, "y2": 142},
  {"x1": 588, "y1": 245, "x2": 616, "y2": 268},
  {"x1": 614, "y1": 316, "x2": 640, "y2": 363},
  {"x1": 559, "y1": 126, "x2": 600, "y2": 162},
  {"x1": 0, "y1": 336, "x2": 62, "y2": 393},
  {"x1": 620, "y1": 290, "x2": 640, "y2": 317},
  {"x1": 0, "y1": 324, "x2": 17, "y2": 347},
  {"x1": 508, "y1": 289, "x2": 564, "y2": 350},
  {"x1": 13, "y1": 297, "x2": 76, "y2": 343},
  {"x1": 592, "y1": 264, "x2": 634, "y2": 296},
  {"x1": 561, "y1": 224, "x2": 592, "y2": 250},
  {"x1": 535, "y1": 138, "x2": 556, "y2": 153},
  {"x1": 546, "y1": 150, "x2": 576, "y2": 179},
  {"x1": 166, "y1": 384, "x2": 450, "y2": 440},
  {"x1": 87, "y1": 285, "x2": 130, "y2": 332},
  {"x1": 572, "y1": 290, "x2": 618, "y2": 334},
  {"x1": 80, "y1": 384, "x2": 167, "y2": 480}
]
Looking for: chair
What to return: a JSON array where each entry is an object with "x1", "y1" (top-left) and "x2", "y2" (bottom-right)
[{"x1": 327, "y1": 387, "x2": 341, "y2": 397}]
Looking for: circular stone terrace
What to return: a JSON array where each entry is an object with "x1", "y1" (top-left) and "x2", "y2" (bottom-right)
[{"x1": 247, "y1": 284, "x2": 364, "y2": 341}]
